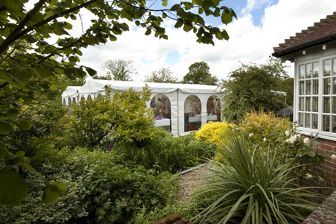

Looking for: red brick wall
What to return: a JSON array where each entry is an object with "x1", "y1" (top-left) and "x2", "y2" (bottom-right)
[{"x1": 315, "y1": 138, "x2": 336, "y2": 188}]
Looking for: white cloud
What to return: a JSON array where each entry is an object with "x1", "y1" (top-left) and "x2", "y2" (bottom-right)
[{"x1": 78, "y1": 0, "x2": 336, "y2": 81}]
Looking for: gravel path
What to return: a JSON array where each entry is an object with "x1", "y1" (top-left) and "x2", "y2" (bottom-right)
[{"x1": 179, "y1": 164, "x2": 209, "y2": 201}]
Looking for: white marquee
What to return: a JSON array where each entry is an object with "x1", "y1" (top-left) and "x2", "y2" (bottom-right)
[{"x1": 62, "y1": 76, "x2": 223, "y2": 136}]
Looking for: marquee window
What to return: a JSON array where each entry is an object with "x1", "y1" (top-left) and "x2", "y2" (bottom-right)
[
  {"x1": 297, "y1": 57, "x2": 336, "y2": 136},
  {"x1": 184, "y1": 95, "x2": 201, "y2": 132},
  {"x1": 150, "y1": 94, "x2": 171, "y2": 131},
  {"x1": 207, "y1": 95, "x2": 221, "y2": 122}
]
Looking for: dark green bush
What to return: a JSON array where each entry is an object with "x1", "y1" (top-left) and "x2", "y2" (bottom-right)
[
  {"x1": 113, "y1": 130, "x2": 215, "y2": 173},
  {"x1": 0, "y1": 147, "x2": 177, "y2": 224}
]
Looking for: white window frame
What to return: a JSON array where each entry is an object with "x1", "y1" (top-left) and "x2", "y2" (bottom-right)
[{"x1": 295, "y1": 54, "x2": 336, "y2": 141}]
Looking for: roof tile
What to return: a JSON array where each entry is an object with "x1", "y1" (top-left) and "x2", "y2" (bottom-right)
[{"x1": 273, "y1": 12, "x2": 336, "y2": 57}]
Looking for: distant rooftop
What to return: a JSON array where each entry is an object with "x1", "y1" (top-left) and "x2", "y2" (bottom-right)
[{"x1": 273, "y1": 12, "x2": 336, "y2": 58}]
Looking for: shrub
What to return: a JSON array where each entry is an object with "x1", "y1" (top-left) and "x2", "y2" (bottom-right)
[
  {"x1": 59, "y1": 88, "x2": 157, "y2": 149},
  {"x1": 240, "y1": 112, "x2": 291, "y2": 146},
  {"x1": 113, "y1": 129, "x2": 215, "y2": 173},
  {"x1": 195, "y1": 122, "x2": 236, "y2": 146},
  {"x1": 239, "y1": 113, "x2": 323, "y2": 180},
  {"x1": 222, "y1": 59, "x2": 288, "y2": 122},
  {"x1": 191, "y1": 137, "x2": 317, "y2": 224},
  {"x1": 0, "y1": 147, "x2": 177, "y2": 224}
]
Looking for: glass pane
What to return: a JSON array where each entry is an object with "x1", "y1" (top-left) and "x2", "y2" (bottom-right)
[
  {"x1": 323, "y1": 115, "x2": 330, "y2": 132},
  {"x1": 306, "y1": 63, "x2": 312, "y2": 78},
  {"x1": 313, "y1": 62, "x2": 319, "y2": 78},
  {"x1": 324, "y1": 59, "x2": 332, "y2": 76},
  {"x1": 298, "y1": 113, "x2": 304, "y2": 126},
  {"x1": 305, "y1": 113, "x2": 310, "y2": 128},
  {"x1": 312, "y1": 114, "x2": 318, "y2": 129},
  {"x1": 324, "y1": 78, "x2": 331, "y2": 94},
  {"x1": 333, "y1": 96, "x2": 336, "y2": 113},
  {"x1": 299, "y1": 64, "x2": 305, "y2": 79},
  {"x1": 333, "y1": 77, "x2": 336, "y2": 94},
  {"x1": 312, "y1": 97, "x2": 318, "y2": 112},
  {"x1": 313, "y1": 79, "x2": 319, "y2": 95},
  {"x1": 332, "y1": 116, "x2": 336, "y2": 133},
  {"x1": 333, "y1": 59, "x2": 336, "y2": 77},
  {"x1": 299, "y1": 81, "x2": 304, "y2": 95},
  {"x1": 324, "y1": 97, "x2": 330, "y2": 113},
  {"x1": 305, "y1": 97, "x2": 311, "y2": 111},
  {"x1": 306, "y1": 80, "x2": 311, "y2": 95},
  {"x1": 299, "y1": 97, "x2": 304, "y2": 111}
]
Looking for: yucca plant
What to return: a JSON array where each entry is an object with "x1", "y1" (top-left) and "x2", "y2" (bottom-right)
[{"x1": 191, "y1": 137, "x2": 317, "y2": 224}]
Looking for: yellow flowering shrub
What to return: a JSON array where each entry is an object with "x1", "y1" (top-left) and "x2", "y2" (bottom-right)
[
  {"x1": 195, "y1": 122, "x2": 236, "y2": 147},
  {"x1": 240, "y1": 112, "x2": 291, "y2": 145}
]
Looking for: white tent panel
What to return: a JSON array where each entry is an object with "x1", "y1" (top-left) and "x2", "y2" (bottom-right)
[{"x1": 62, "y1": 86, "x2": 81, "y2": 105}]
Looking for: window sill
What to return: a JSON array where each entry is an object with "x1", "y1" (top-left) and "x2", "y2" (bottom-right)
[{"x1": 297, "y1": 127, "x2": 336, "y2": 141}]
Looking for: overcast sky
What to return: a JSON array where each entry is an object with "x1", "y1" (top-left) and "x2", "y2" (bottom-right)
[{"x1": 75, "y1": 0, "x2": 336, "y2": 81}]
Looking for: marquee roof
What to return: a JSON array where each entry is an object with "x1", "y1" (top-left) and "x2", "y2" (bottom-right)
[{"x1": 62, "y1": 76, "x2": 222, "y2": 98}]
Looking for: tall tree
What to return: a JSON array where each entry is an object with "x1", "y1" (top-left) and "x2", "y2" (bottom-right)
[
  {"x1": 102, "y1": 59, "x2": 134, "y2": 81},
  {"x1": 222, "y1": 58, "x2": 288, "y2": 122},
  {"x1": 145, "y1": 67, "x2": 177, "y2": 83},
  {"x1": 183, "y1": 61, "x2": 218, "y2": 85},
  {"x1": 0, "y1": 0, "x2": 236, "y2": 204}
]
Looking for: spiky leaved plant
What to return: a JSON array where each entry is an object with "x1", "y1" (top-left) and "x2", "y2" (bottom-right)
[{"x1": 191, "y1": 137, "x2": 317, "y2": 224}]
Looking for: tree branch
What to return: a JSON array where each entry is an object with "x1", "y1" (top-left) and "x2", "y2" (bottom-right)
[
  {"x1": 0, "y1": 0, "x2": 47, "y2": 55},
  {"x1": 0, "y1": 0, "x2": 98, "y2": 56}
]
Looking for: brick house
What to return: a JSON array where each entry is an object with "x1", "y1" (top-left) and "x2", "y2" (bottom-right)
[{"x1": 273, "y1": 12, "x2": 336, "y2": 187}]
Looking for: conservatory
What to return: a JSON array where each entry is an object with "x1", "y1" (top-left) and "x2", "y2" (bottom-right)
[
  {"x1": 62, "y1": 76, "x2": 223, "y2": 136},
  {"x1": 273, "y1": 11, "x2": 336, "y2": 141}
]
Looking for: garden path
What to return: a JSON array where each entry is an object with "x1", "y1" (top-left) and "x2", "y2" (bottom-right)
[{"x1": 179, "y1": 164, "x2": 208, "y2": 201}]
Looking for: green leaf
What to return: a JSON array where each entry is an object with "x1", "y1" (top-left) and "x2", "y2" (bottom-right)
[
  {"x1": 221, "y1": 30, "x2": 229, "y2": 40},
  {"x1": 0, "y1": 168, "x2": 28, "y2": 205},
  {"x1": 214, "y1": 8, "x2": 220, "y2": 17},
  {"x1": 0, "y1": 122, "x2": 12, "y2": 135},
  {"x1": 213, "y1": 0, "x2": 220, "y2": 6},
  {"x1": 183, "y1": 24, "x2": 193, "y2": 32},
  {"x1": 215, "y1": 31, "x2": 223, "y2": 40},
  {"x1": 162, "y1": 0, "x2": 168, "y2": 7},
  {"x1": 192, "y1": 0, "x2": 202, "y2": 6},
  {"x1": 183, "y1": 2, "x2": 193, "y2": 10},
  {"x1": 19, "y1": 120, "x2": 32, "y2": 131},
  {"x1": 43, "y1": 182, "x2": 67, "y2": 204},
  {"x1": 221, "y1": 9, "x2": 234, "y2": 25},
  {"x1": 85, "y1": 67, "x2": 97, "y2": 76},
  {"x1": 174, "y1": 20, "x2": 183, "y2": 28},
  {"x1": 69, "y1": 56, "x2": 77, "y2": 63},
  {"x1": 145, "y1": 29, "x2": 151, "y2": 35}
]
